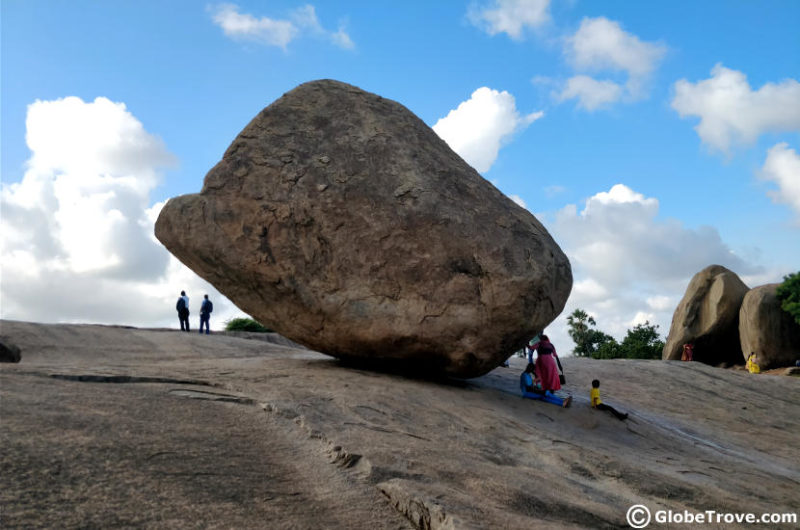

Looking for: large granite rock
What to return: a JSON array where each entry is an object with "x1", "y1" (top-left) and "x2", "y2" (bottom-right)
[
  {"x1": 739, "y1": 283, "x2": 800, "y2": 370},
  {"x1": 155, "y1": 80, "x2": 572, "y2": 378},
  {"x1": 663, "y1": 265, "x2": 749, "y2": 365}
]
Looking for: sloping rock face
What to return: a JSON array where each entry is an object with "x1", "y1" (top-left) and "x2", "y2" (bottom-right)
[
  {"x1": 155, "y1": 80, "x2": 572, "y2": 378},
  {"x1": 739, "y1": 284, "x2": 800, "y2": 370},
  {"x1": 663, "y1": 265, "x2": 749, "y2": 365}
]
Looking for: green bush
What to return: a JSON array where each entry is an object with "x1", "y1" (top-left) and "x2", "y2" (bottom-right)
[
  {"x1": 224, "y1": 317, "x2": 273, "y2": 333},
  {"x1": 776, "y1": 271, "x2": 800, "y2": 326}
]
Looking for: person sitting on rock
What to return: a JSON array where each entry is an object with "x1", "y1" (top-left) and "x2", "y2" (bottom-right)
[
  {"x1": 520, "y1": 363, "x2": 571, "y2": 407},
  {"x1": 746, "y1": 352, "x2": 761, "y2": 374},
  {"x1": 590, "y1": 379, "x2": 628, "y2": 420}
]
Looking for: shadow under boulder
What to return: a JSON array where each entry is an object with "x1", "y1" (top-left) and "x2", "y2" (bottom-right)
[{"x1": 0, "y1": 337, "x2": 22, "y2": 363}]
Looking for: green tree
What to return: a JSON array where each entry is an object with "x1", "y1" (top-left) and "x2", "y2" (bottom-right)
[
  {"x1": 618, "y1": 321, "x2": 665, "y2": 359},
  {"x1": 567, "y1": 309, "x2": 615, "y2": 357},
  {"x1": 593, "y1": 338, "x2": 621, "y2": 359},
  {"x1": 589, "y1": 321, "x2": 664, "y2": 360},
  {"x1": 776, "y1": 271, "x2": 800, "y2": 326}
]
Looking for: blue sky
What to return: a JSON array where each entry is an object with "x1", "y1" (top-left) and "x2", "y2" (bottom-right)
[{"x1": 2, "y1": 1, "x2": 799, "y2": 352}]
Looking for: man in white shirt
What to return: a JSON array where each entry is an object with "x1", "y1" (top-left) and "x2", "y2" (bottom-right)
[{"x1": 177, "y1": 290, "x2": 190, "y2": 332}]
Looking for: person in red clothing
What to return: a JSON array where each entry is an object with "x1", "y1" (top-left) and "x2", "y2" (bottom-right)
[{"x1": 530, "y1": 334, "x2": 561, "y2": 392}]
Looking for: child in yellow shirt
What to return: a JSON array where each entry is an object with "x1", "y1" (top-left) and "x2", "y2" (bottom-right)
[{"x1": 591, "y1": 379, "x2": 628, "y2": 420}]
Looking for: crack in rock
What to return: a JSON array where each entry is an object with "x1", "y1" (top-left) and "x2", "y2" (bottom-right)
[{"x1": 48, "y1": 374, "x2": 215, "y2": 386}]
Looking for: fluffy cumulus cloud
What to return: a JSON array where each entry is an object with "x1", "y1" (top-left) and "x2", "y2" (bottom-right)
[
  {"x1": 557, "y1": 75, "x2": 623, "y2": 111},
  {"x1": 432, "y1": 87, "x2": 543, "y2": 173},
  {"x1": 671, "y1": 64, "x2": 800, "y2": 154},
  {"x1": 759, "y1": 142, "x2": 800, "y2": 220},
  {"x1": 210, "y1": 3, "x2": 354, "y2": 50},
  {"x1": 542, "y1": 184, "x2": 760, "y2": 349},
  {"x1": 468, "y1": 0, "x2": 551, "y2": 39},
  {"x1": 559, "y1": 17, "x2": 666, "y2": 110},
  {"x1": 0, "y1": 97, "x2": 240, "y2": 329}
]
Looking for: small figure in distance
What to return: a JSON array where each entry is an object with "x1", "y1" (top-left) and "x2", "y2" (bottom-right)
[
  {"x1": 590, "y1": 379, "x2": 628, "y2": 420},
  {"x1": 746, "y1": 352, "x2": 760, "y2": 374},
  {"x1": 681, "y1": 343, "x2": 694, "y2": 361},
  {"x1": 176, "y1": 290, "x2": 190, "y2": 332},
  {"x1": 199, "y1": 294, "x2": 213, "y2": 335}
]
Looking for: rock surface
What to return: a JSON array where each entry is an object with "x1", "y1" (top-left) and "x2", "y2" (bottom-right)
[
  {"x1": 739, "y1": 283, "x2": 800, "y2": 370},
  {"x1": 2, "y1": 320, "x2": 798, "y2": 529},
  {"x1": 663, "y1": 265, "x2": 749, "y2": 364},
  {"x1": 155, "y1": 80, "x2": 572, "y2": 378}
]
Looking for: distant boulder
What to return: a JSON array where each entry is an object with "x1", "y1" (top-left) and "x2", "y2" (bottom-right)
[
  {"x1": 663, "y1": 265, "x2": 749, "y2": 365},
  {"x1": 0, "y1": 338, "x2": 21, "y2": 363},
  {"x1": 739, "y1": 284, "x2": 800, "y2": 370},
  {"x1": 155, "y1": 80, "x2": 572, "y2": 378}
]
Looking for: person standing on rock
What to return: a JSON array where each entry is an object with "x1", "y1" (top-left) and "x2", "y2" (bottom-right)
[
  {"x1": 530, "y1": 335, "x2": 563, "y2": 392},
  {"x1": 176, "y1": 290, "x2": 190, "y2": 332},
  {"x1": 199, "y1": 294, "x2": 213, "y2": 335},
  {"x1": 681, "y1": 343, "x2": 694, "y2": 361},
  {"x1": 746, "y1": 352, "x2": 760, "y2": 374},
  {"x1": 526, "y1": 334, "x2": 541, "y2": 364}
]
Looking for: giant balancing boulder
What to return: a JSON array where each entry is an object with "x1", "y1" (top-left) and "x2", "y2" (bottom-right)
[{"x1": 155, "y1": 80, "x2": 572, "y2": 377}]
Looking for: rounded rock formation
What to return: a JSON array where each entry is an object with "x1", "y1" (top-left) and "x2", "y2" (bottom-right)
[
  {"x1": 155, "y1": 80, "x2": 572, "y2": 378},
  {"x1": 663, "y1": 265, "x2": 749, "y2": 365},
  {"x1": 739, "y1": 284, "x2": 800, "y2": 370}
]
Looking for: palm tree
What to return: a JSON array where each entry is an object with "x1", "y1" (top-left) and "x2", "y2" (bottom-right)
[{"x1": 567, "y1": 308, "x2": 598, "y2": 357}]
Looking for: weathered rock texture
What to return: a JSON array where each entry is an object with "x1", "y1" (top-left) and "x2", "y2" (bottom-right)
[
  {"x1": 739, "y1": 283, "x2": 800, "y2": 370},
  {"x1": 3, "y1": 321, "x2": 799, "y2": 529},
  {"x1": 663, "y1": 265, "x2": 749, "y2": 365},
  {"x1": 155, "y1": 80, "x2": 572, "y2": 378}
]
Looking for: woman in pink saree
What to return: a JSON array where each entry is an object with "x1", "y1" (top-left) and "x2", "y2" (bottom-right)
[{"x1": 530, "y1": 335, "x2": 561, "y2": 392}]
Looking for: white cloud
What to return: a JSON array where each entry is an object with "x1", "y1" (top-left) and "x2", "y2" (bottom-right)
[
  {"x1": 331, "y1": 26, "x2": 355, "y2": 50},
  {"x1": 0, "y1": 96, "x2": 240, "y2": 330},
  {"x1": 210, "y1": 3, "x2": 354, "y2": 50},
  {"x1": 543, "y1": 183, "x2": 761, "y2": 351},
  {"x1": 646, "y1": 295, "x2": 673, "y2": 312},
  {"x1": 566, "y1": 17, "x2": 665, "y2": 78},
  {"x1": 759, "y1": 142, "x2": 800, "y2": 220},
  {"x1": 671, "y1": 64, "x2": 800, "y2": 153},
  {"x1": 211, "y1": 3, "x2": 298, "y2": 49},
  {"x1": 558, "y1": 75, "x2": 623, "y2": 111},
  {"x1": 433, "y1": 87, "x2": 543, "y2": 173},
  {"x1": 468, "y1": 0, "x2": 551, "y2": 40},
  {"x1": 559, "y1": 17, "x2": 665, "y2": 109}
]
